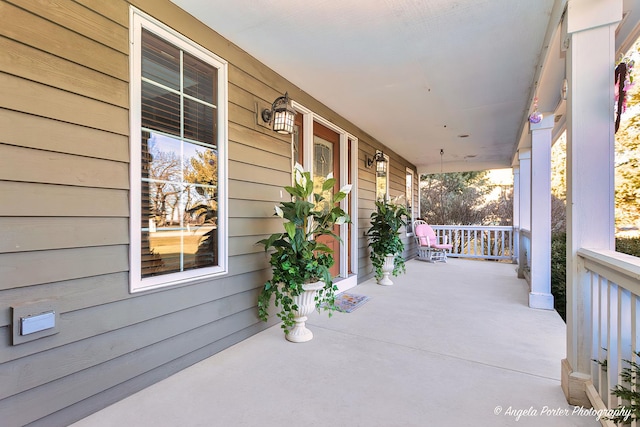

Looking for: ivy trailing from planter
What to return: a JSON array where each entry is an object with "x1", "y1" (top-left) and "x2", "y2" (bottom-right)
[
  {"x1": 257, "y1": 163, "x2": 352, "y2": 333},
  {"x1": 367, "y1": 199, "x2": 409, "y2": 280}
]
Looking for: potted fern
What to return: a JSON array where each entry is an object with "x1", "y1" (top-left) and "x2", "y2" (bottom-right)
[
  {"x1": 257, "y1": 163, "x2": 351, "y2": 342},
  {"x1": 367, "y1": 198, "x2": 409, "y2": 285}
]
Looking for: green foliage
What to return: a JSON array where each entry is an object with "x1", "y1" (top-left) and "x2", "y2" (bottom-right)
[
  {"x1": 551, "y1": 234, "x2": 640, "y2": 323},
  {"x1": 550, "y1": 232, "x2": 567, "y2": 321},
  {"x1": 367, "y1": 199, "x2": 409, "y2": 279},
  {"x1": 594, "y1": 350, "x2": 640, "y2": 424},
  {"x1": 256, "y1": 164, "x2": 351, "y2": 332},
  {"x1": 616, "y1": 237, "x2": 640, "y2": 257}
]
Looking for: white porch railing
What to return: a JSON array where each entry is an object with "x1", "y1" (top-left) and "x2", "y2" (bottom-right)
[
  {"x1": 579, "y1": 248, "x2": 640, "y2": 423},
  {"x1": 431, "y1": 225, "x2": 515, "y2": 261},
  {"x1": 519, "y1": 229, "x2": 532, "y2": 282}
]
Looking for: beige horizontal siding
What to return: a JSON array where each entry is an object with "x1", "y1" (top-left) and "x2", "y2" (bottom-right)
[
  {"x1": 9, "y1": 0, "x2": 129, "y2": 54},
  {"x1": 0, "y1": 182, "x2": 128, "y2": 217},
  {"x1": 228, "y1": 158, "x2": 290, "y2": 186},
  {"x1": 229, "y1": 122, "x2": 293, "y2": 158},
  {"x1": 0, "y1": 37, "x2": 128, "y2": 107},
  {"x1": 0, "y1": 1, "x2": 128, "y2": 80},
  {"x1": 0, "y1": 272, "x2": 129, "y2": 328},
  {"x1": 0, "y1": 109, "x2": 129, "y2": 162},
  {"x1": 0, "y1": 269, "x2": 264, "y2": 363},
  {"x1": 0, "y1": 245, "x2": 129, "y2": 291},
  {"x1": 75, "y1": 0, "x2": 129, "y2": 27},
  {"x1": 229, "y1": 199, "x2": 280, "y2": 219},
  {"x1": 229, "y1": 217, "x2": 284, "y2": 238},
  {"x1": 0, "y1": 217, "x2": 128, "y2": 254},
  {"x1": 0, "y1": 266, "x2": 265, "y2": 331},
  {"x1": 229, "y1": 235, "x2": 266, "y2": 257},
  {"x1": 0, "y1": 144, "x2": 129, "y2": 189},
  {"x1": 0, "y1": 73, "x2": 128, "y2": 135},
  {"x1": 229, "y1": 141, "x2": 292, "y2": 174},
  {"x1": 229, "y1": 179, "x2": 284, "y2": 202},
  {"x1": 0, "y1": 289, "x2": 260, "y2": 400}
]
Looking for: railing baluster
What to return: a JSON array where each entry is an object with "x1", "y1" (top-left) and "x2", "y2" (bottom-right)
[
  {"x1": 620, "y1": 287, "x2": 632, "y2": 417},
  {"x1": 590, "y1": 271, "x2": 600, "y2": 394},
  {"x1": 600, "y1": 275, "x2": 608, "y2": 404},
  {"x1": 466, "y1": 228, "x2": 470, "y2": 256},
  {"x1": 572, "y1": 249, "x2": 640, "y2": 414},
  {"x1": 474, "y1": 229, "x2": 478, "y2": 256},
  {"x1": 428, "y1": 225, "x2": 514, "y2": 260},
  {"x1": 634, "y1": 296, "x2": 639, "y2": 427},
  {"x1": 608, "y1": 281, "x2": 619, "y2": 410}
]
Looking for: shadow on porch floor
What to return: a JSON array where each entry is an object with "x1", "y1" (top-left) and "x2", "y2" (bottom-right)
[{"x1": 71, "y1": 259, "x2": 598, "y2": 427}]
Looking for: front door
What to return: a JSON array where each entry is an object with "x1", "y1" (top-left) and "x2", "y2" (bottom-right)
[{"x1": 313, "y1": 122, "x2": 340, "y2": 278}]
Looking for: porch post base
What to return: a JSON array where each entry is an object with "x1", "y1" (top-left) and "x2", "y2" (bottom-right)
[
  {"x1": 561, "y1": 358, "x2": 592, "y2": 407},
  {"x1": 528, "y1": 292, "x2": 554, "y2": 310}
]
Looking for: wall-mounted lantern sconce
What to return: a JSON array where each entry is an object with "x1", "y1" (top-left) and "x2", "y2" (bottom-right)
[
  {"x1": 261, "y1": 92, "x2": 296, "y2": 134},
  {"x1": 366, "y1": 151, "x2": 387, "y2": 173}
]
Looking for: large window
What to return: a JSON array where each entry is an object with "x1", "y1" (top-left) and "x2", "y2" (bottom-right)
[
  {"x1": 406, "y1": 168, "x2": 415, "y2": 235},
  {"x1": 130, "y1": 9, "x2": 228, "y2": 292}
]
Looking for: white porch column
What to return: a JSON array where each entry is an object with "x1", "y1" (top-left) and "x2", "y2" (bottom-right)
[
  {"x1": 518, "y1": 150, "x2": 531, "y2": 279},
  {"x1": 562, "y1": 0, "x2": 620, "y2": 407},
  {"x1": 512, "y1": 166, "x2": 520, "y2": 265},
  {"x1": 529, "y1": 115, "x2": 555, "y2": 310}
]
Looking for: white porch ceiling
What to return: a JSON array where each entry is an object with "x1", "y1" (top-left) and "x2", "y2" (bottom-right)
[{"x1": 168, "y1": 0, "x2": 630, "y2": 174}]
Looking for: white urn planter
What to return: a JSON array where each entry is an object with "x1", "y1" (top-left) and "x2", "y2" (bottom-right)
[
  {"x1": 286, "y1": 280, "x2": 324, "y2": 343},
  {"x1": 378, "y1": 254, "x2": 395, "y2": 286}
]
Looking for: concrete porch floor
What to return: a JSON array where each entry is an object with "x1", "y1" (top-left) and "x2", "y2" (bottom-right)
[{"x1": 71, "y1": 259, "x2": 599, "y2": 427}]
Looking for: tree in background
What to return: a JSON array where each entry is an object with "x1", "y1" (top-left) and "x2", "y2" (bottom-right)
[
  {"x1": 419, "y1": 171, "x2": 512, "y2": 225},
  {"x1": 615, "y1": 53, "x2": 640, "y2": 233},
  {"x1": 551, "y1": 64, "x2": 640, "y2": 236},
  {"x1": 550, "y1": 132, "x2": 567, "y2": 233}
]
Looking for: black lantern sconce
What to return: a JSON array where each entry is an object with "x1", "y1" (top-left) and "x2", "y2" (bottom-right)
[
  {"x1": 366, "y1": 151, "x2": 387, "y2": 173},
  {"x1": 261, "y1": 92, "x2": 297, "y2": 135}
]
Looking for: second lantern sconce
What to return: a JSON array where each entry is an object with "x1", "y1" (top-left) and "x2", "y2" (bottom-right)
[{"x1": 366, "y1": 151, "x2": 387, "y2": 173}]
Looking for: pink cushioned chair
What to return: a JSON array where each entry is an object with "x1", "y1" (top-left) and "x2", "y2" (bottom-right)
[{"x1": 414, "y1": 220, "x2": 452, "y2": 263}]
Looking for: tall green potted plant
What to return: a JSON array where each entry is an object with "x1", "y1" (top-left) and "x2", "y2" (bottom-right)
[
  {"x1": 367, "y1": 198, "x2": 408, "y2": 285},
  {"x1": 257, "y1": 163, "x2": 351, "y2": 342}
]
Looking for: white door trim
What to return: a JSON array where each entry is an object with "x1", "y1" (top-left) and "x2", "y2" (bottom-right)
[{"x1": 291, "y1": 101, "x2": 358, "y2": 289}]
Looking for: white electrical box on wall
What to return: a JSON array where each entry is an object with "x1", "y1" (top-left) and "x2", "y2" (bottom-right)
[
  {"x1": 21, "y1": 311, "x2": 56, "y2": 335},
  {"x1": 11, "y1": 300, "x2": 60, "y2": 345}
]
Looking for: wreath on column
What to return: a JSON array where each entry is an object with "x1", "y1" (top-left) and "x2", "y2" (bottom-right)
[{"x1": 615, "y1": 57, "x2": 634, "y2": 133}]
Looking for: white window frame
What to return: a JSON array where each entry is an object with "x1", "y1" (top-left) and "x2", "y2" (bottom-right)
[
  {"x1": 406, "y1": 167, "x2": 415, "y2": 236},
  {"x1": 291, "y1": 101, "x2": 359, "y2": 292},
  {"x1": 129, "y1": 7, "x2": 228, "y2": 293},
  {"x1": 376, "y1": 151, "x2": 390, "y2": 201}
]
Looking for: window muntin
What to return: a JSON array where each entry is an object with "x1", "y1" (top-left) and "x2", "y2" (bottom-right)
[{"x1": 131, "y1": 9, "x2": 227, "y2": 292}]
